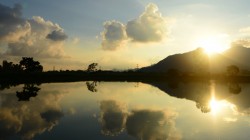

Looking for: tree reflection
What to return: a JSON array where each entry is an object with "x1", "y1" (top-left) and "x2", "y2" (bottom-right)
[
  {"x1": 86, "y1": 81, "x2": 98, "y2": 92},
  {"x1": 16, "y1": 84, "x2": 40, "y2": 101}
]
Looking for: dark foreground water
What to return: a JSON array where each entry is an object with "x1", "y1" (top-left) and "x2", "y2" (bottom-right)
[{"x1": 0, "y1": 81, "x2": 250, "y2": 140}]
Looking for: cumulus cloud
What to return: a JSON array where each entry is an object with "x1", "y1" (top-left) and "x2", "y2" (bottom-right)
[
  {"x1": 0, "y1": 3, "x2": 68, "y2": 58},
  {"x1": 101, "y1": 21, "x2": 127, "y2": 50},
  {"x1": 100, "y1": 3, "x2": 169, "y2": 50},
  {"x1": 99, "y1": 100, "x2": 127, "y2": 136},
  {"x1": 126, "y1": 3, "x2": 168, "y2": 42},
  {"x1": 47, "y1": 30, "x2": 68, "y2": 41},
  {"x1": 0, "y1": 3, "x2": 30, "y2": 42}
]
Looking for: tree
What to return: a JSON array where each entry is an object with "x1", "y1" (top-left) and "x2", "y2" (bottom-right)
[
  {"x1": 19, "y1": 57, "x2": 43, "y2": 72},
  {"x1": 1, "y1": 60, "x2": 22, "y2": 72},
  {"x1": 87, "y1": 63, "x2": 98, "y2": 72},
  {"x1": 227, "y1": 65, "x2": 239, "y2": 76}
]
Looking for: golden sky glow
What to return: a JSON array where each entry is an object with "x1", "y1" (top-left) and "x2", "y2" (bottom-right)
[{"x1": 1, "y1": 1, "x2": 250, "y2": 70}]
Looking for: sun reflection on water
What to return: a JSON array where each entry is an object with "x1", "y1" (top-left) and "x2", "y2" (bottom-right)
[
  {"x1": 209, "y1": 97, "x2": 236, "y2": 116},
  {"x1": 209, "y1": 97, "x2": 222, "y2": 115}
]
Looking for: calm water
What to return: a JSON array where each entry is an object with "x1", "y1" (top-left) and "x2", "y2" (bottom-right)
[{"x1": 0, "y1": 81, "x2": 250, "y2": 140}]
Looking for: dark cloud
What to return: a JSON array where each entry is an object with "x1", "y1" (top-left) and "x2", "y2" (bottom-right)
[
  {"x1": 0, "y1": 3, "x2": 68, "y2": 59},
  {"x1": 99, "y1": 100, "x2": 127, "y2": 136},
  {"x1": 47, "y1": 30, "x2": 68, "y2": 41},
  {"x1": 101, "y1": 21, "x2": 127, "y2": 50},
  {"x1": 0, "y1": 3, "x2": 30, "y2": 42}
]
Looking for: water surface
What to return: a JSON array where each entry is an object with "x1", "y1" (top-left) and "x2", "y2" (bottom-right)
[{"x1": 0, "y1": 81, "x2": 250, "y2": 140}]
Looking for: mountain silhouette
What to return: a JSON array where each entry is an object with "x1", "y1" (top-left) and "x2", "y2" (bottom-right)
[{"x1": 140, "y1": 46, "x2": 250, "y2": 73}]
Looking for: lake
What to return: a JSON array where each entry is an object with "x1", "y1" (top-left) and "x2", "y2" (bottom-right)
[{"x1": 0, "y1": 81, "x2": 250, "y2": 140}]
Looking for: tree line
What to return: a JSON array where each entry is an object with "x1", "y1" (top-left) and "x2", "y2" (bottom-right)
[{"x1": 0, "y1": 57, "x2": 43, "y2": 73}]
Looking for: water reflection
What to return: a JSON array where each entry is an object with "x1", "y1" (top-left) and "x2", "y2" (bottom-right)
[
  {"x1": 146, "y1": 80, "x2": 242, "y2": 113},
  {"x1": 99, "y1": 100, "x2": 127, "y2": 136},
  {"x1": 16, "y1": 84, "x2": 40, "y2": 101},
  {"x1": 0, "y1": 81, "x2": 250, "y2": 139},
  {"x1": 86, "y1": 81, "x2": 98, "y2": 92},
  {"x1": 0, "y1": 84, "x2": 65, "y2": 140},
  {"x1": 99, "y1": 100, "x2": 181, "y2": 140}
]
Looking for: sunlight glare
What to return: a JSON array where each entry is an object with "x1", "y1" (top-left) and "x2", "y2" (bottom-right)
[
  {"x1": 209, "y1": 98, "x2": 221, "y2": 115},
  {"x1": 195, "y1": 35, "x2": 230, "y2": 55}
]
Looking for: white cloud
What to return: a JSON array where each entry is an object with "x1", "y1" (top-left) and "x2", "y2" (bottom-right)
[
  {"x1": 126, "y1": 3, "x2": 168, "y2": 42},
  {"x1": 100, "y1": 3, "x2": 170, "y2": 51},
  {"x1": 101, "y1": 21, "x2": 127, "y2": 50},
  {"x1": 0, "y1": 4, "x2": 69, "y2": 59}
]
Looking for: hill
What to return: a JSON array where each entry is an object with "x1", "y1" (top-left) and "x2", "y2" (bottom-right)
[{"x1": 140, "y1": 46, "x2": 250, "y2": 74}]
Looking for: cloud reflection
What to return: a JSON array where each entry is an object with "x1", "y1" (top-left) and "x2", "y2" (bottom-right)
[
  {"x1": 0, "y1": 85, "x2": 65, "y2": 140},
  {"x1": 99, "y1": 100, "x2": 181, "y2": 140},
  {"x1": 99, "y1": 100, "x2": 127, "y2": 136}
]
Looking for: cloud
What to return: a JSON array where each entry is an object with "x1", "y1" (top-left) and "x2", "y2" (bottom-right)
[
  {"x1": 98, "y1": 101, "x2": 181, "y2": 140},
  {"x1": 126, "y1": 3, "x2": 168, "y2": 42},
  {"x1": 99, "y1": 100, "x2": 127, "y2": 136},
  {"x1": 231, "y1": 39, "x2": 250, "y2": 48},
  {"x1": 0, "y1": 3, "x2": 68, "y2": 59},
  {"x1": 41, "y1": 109, "x2": 64, "y2": 123},
  {"x1": 101, "y1": 21, "x2": 127, "y2": 50},
  {"x1": 0, "y1": 3, "x2": 30, "y2": 42},
  {"x1": 100, "y1": 3, "x2": 169, "y2": 51},
  {"x1": 47, "y1": 30, "x2": 68, "y2": 41},
  {"x1": 126, "y1": 109, "x2": 181, "y2": 140}
]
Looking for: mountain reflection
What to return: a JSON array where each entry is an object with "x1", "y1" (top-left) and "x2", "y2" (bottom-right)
[{"x1": 146, "y1": 80, "x2": 242, "y2": 113}]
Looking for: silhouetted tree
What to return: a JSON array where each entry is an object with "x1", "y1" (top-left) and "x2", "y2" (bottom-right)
[
  {"x1": 227, "y1": 65, "x2": 239, "y2": 76},
  {"x1": 19, "y1": 57, "x2": 43, "y2": 72},
  {"x1": 0, "y1": 60, "x2": 22, "y2": 72},
  {"x1": 16, "y1": 84, "x2": 41, "y2": 101},
  {"x1": 87, "y1": 63, "x2": 98, "y2": 72}
]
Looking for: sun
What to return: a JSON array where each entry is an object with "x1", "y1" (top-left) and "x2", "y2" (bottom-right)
[{"x1": 195, "y1": 35, "x2": 230, "y2": 55}]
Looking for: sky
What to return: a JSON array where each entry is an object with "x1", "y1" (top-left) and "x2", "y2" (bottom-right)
[{"x1": 1, "y1": 0, "x2": 250, "y2": 70}]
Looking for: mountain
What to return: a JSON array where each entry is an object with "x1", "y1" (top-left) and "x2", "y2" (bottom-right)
[{"x1": 140, "y1": 46, "x2": 250, "y2": 73}]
